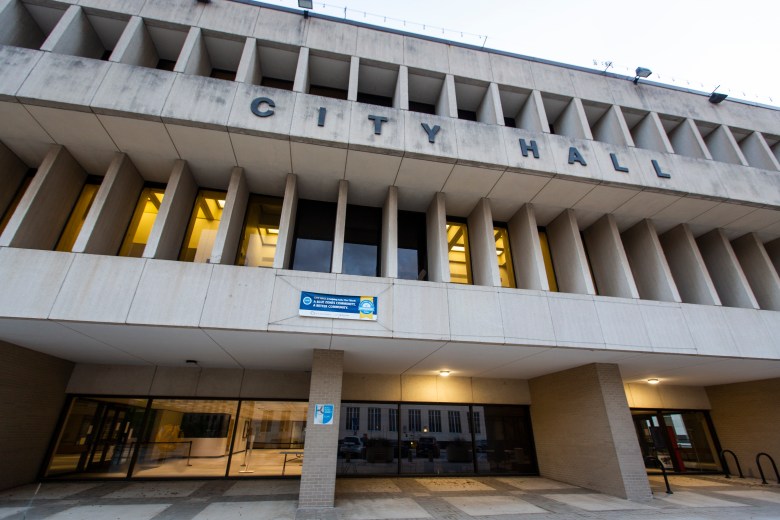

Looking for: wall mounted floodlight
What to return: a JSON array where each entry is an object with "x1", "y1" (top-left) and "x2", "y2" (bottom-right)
[
  {"x1": 709, "y1": 91, "x2": 728, "y2": 104},
  {"x1": 633, "y1": 67, "x2": 652, "y2": 84},
  {"x1": 298, "y1": 0, "x2": 313, "y2": 18}
]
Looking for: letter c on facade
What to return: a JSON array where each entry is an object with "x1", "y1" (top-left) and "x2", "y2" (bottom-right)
[{"x1": 251, "y1": 97, "x2": 275, "y2": 117}]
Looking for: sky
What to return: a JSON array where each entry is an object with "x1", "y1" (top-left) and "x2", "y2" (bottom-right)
[{"x1": 256, "y1": 0, "x2": 779, "y2": 107}]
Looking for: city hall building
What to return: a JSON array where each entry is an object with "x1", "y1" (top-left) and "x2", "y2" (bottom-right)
[{"x1": 1, "y1": 0, "x2": 780, "y2": 509}]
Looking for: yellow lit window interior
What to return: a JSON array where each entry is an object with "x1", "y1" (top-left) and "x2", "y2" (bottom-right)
[
  {"x1": 119, "y1": 187, "x2": 165, "y2": 257},
  {"x1": 55, "y1": 182, "x2": 100, "y2": 252},
  {"x1": 0, "y1": 174, "x2": 33, "y2": 237},
  {"x1": 179, "y1": 190, "x2": 226, "y2": 262},
  {"x1": 538, "y1": 230, "x2": 558, "y2": 292},
  {"x1": 236, "y1": 194, "x2": 283, "y2": 267},
  {"x1": 447, "y1": 221, "x2": 471, "y2": 284},
  {"x1": 494, "y1": 227, "x2": 516, "y2": 288}
]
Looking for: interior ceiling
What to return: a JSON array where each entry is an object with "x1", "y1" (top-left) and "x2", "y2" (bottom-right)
[{"x1": 0, "y1": 317, "x2": 779, "y2": 387}]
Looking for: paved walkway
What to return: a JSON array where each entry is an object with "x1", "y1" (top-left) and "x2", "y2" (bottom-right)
[{"x1": 1, "y1": 474, "x2": 779, "y2": 519}]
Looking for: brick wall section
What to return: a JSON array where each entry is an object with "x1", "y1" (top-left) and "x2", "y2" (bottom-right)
[
  {"x1": 298, "y1": 349, "x2": 344, "y2": 509},
  {"x1": 0, "y1": 340, "x2": 73, "y2": 490},
  {"x1": 706, "y1": 377, "x2": 780, "y2": 479},
  {"x1": 529, "y1": 363, "x2": 652, "y2": 501}
]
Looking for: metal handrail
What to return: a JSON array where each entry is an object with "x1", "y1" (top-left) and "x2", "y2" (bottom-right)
[
  {"x1": 756, "y1": 452, "x2": 780, "y2": 485},
  {"x1": 720, "y1": 449, "x2": 744, "y2": 479},
  {"x1": 645, "y1": 456, "x2": 673, "y2": 494}
]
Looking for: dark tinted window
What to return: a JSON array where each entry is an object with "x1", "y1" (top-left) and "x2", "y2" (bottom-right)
[
  {"x1": 291, "y1": 199, "x2": 336, "y2": 273},
  {"x1": 343, "y1": 204, "x2": 381, "y2": 277},
  {"x1": 398, "y1": 210, "x2": 427, "y2": 281}
]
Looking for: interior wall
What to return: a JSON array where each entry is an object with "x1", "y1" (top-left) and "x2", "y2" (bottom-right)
[{"x1": 0, "y1": 340, "x2": 73, "y2": 491}]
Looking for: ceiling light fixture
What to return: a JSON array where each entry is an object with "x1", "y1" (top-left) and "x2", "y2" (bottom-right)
[
  {"x1": 439, "y1": 370, "x2": 450, "y2": 377},
  {"x1": 647, "y1": 378, "x2": 660, "y2": 385}
]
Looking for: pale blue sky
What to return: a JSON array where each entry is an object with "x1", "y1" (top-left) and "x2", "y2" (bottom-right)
[{"x1": 258, "y1": 0, "x2": 779, "y2": 107}]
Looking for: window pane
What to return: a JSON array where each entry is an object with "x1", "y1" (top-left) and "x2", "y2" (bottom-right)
[
  {"x1": 45, "y1": 397, "x2": 149, "y2": 478},
  {"x1": 179, "y1": 190, "x2": 226, "y2": 262},
  {"x1": 478, "y1": 405, "x2": 536, "y2": 474},
  {"x1": 0, "y1": 172, "x2": 34, "y2": 237},
  {"x1": 55, "y1": 182, "x2": 100, "y2": 252},
  {"x1": 236, "y1": 194, "x2": 282, "y2": 267},
  {"x1": 343, "y1": 204, "x2": 382, "y2": 276},
  {"x1": 338, "y1": 403, "x2": 399, "y2": 475},
  {"x1": 292, "y1": 199, "x2": 336, "y2": 273},
  {"x1": 494, "y1": 227, "x2": 516, "y2": 288},
  {"x1": 397, "y1": 210, "x2": 427, "y2": 281},
  {"x1": 119, "y1": 187, "x2": 165, "y2": 257},
  {"x1": 229, "y1": 401, "x2": 307, "y2": 477},
  {"x1": 133, "y1": 399, "x2": 238, "y2": 478},
  {"x1": 400, "y1": 404, "x2": 474, "y2": 474},
  {"x1": 447, "y1": 221, "x2": 471, "y2": 284},
  {"x1": 538, "y1": 230, "x2": 558, "y2": 292}
]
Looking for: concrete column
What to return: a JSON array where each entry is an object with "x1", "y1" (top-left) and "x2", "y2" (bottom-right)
[
  {"x1": 210, "y1": 167, "x2": 249, "y2": 265},
  {"x1": 0, "y1": 146, "x2": 85, "y2": 250},
  {"x1": 731, "y1": 233, "x2": 780, "y2": 311},
  {"x1": 546, "y1": 209, "x2": 595, "y2": 295},
  {"x1": 696, "y1": 228, "x2": 759, "y2": 309},
  {"x1": 518, "y1": 90, "x2": 549, "y2": 133},
  {"x1": 393, "y1": 65, "x2": 408, "y2": 110},
  {"x1": 235, "y1": 37, "x2": 261, "y2": 85},
  {"x1": 582, "y1": 214, "x2": 639, "y2": 299},
  {"x1": 143, "y1": 160, "x2": 197, "y2": 260},
  {"x1": 293, "y1": 47, "x2": 310, "y2": 93},
  {"x1": 508, "y1": 204, "x2": 548, "y2": 290},
  {"x1": 707, "y1": 378, "x2": 780, "y2": 480},
  {"x1": 632, "y1": 112, "x2": 674, "y2": 154},
  {"x1": 766, "y1": 238, "x2": 780, "y2": 276},
  {"x1": 476, "y1": 83, "x2": 503, "y2": 125},
  {"x1": 72, "y1": 153, "x2": 143, "y2": 255},
  {"x1": 110, "y1": 16, "x2": 158, "y2": 68},
  {"x1": 0, "y1": 142, "x2": 28, "y2": 219},
  {"x1": 668, "y1": 118, "x2": 712, "y2": 159},
  {"x1": 381, "y1": 186, "x2": 398, "y2": 278},
  {"x1": 621, "y1": 220, "x2": 681, "y2": 303},
  {"x1": 273, "y1": 173, "x2": 299, "y2": 269},
  {"x1": 330, "y1": 179, "x2": 348, "y2": 274},
  {"x1": 40, "y1": 5, "x2": 104, "y2": 60},
  {"x1": 0, "y1": 0, "x2": 45, "y2": 49},
  {"x1": 175, "y1": 26, "x2": 210, "y2": 76},
  {"x1": 705, "y1": 125, "x2": 749, "y2": 166},
  {"x1": 436, "y1": 74, "x2": 458, "y2": 119},
  {"x1": 529, "y1": 364, "x2": 652, "y2": 501},
  {"x1": 467, "y1": 198, "x2": 501, "y2": 287},
  {"x1": 554, "y1": 98, "x2": 592, "y2": 140},
  {"x1": 426, "y1": 192, "x2": 449, "y2": 283},
  {"x1": 299, "y1": 349, "x2": 344, "y2": 510},
  {"x1": 347, "y1": 56, "x2": 359, "y2": 102},
  {"x1": 592, "y1": 105, "x2": 634, "y2": 147},
  {"x1": 659, "y1": 224, "x2": 721, "y2": 306},
  {"x1": 739, "y1": 132, "x2": 780, "y2": 171}
]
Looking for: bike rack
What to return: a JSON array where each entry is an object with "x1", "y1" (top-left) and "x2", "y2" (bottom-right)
[
  {"x1": 720, "y1": 449, "x2": 744, "y2": 479},
  {"x1": 756, "y1": 452, "x2": 780, "y2": 485},
  {"x1": 645, "y1": 456, "x2": 673, "y2": 494}
]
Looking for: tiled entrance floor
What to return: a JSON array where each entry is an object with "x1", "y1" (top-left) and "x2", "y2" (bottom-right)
[{"x1": 1, "y1": 475, "x2": 780, "y2": 519}]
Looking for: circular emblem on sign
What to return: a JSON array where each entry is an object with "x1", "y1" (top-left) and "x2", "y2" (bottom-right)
[
  {"x1": 302, "y1": 296, "x2": 313, "y2": 305},
  {"x1": 359, "y1": 299, "x2": 375, "y2": 314}
]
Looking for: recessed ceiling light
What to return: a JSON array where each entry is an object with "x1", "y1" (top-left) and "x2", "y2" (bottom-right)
[
  {"x1": 647, "y1": 378, "x2": 660, "y2": 385},
  {"x1": 439, "y1": 370, "x2": 450, "y2": 377}
]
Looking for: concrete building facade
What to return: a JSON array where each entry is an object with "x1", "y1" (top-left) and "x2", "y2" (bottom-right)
[{"x1": 1, "y1": 0, "x2": 780, "y2": 511}]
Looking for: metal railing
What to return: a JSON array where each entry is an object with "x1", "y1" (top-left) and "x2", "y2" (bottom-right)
[
  {"x1": 720, "y1": 449, "x2": 744, "y2": 479},
  {"x1": 645, "y1": 456, "x2": 673, "y2": 494},
  {"x1": 756, "y1": 452, "x2": 780, "y2": 485}
]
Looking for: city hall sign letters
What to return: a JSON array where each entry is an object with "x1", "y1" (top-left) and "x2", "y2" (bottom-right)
[{"x1": 250, "y1": 97, "x2": 672, "y2": 179}]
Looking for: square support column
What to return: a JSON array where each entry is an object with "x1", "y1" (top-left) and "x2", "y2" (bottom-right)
[
  {"x1": 210, "y1": 167, "x2": 248, "y2": 265},
  {"x1": 529, "y1": 363, "x2": 651, "y2": 501},
  {"x1": 467, "y1": 198, "x2": 500, "y2": 286},
  {"x1": 299, "y1": 349, "x2": 344, "y2": 510},
  {"x1": 273, "y1": 173, "x2": 298, "y2": 269},
  {"x1": 426, "y1": 192, "x2": 449, "y2": 283},
  {"x1": 381, "y1": 186, "x2": 398, "y2": 278},
  {"x1": 330, "y1": 179, "x2": 348, "y2": 274}
]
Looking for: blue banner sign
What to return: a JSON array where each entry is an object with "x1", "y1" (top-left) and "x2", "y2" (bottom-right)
[{"x1": 299, "y1": 291, "x2": 377, "y2": 321}]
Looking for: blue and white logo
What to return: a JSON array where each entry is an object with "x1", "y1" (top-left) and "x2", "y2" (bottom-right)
[
  {"x1": 359, "y1": 299, "x2": 375, "y2": 314},
  {"x1": 302, "y1": 296, "x2": 313, "y2": 305}
]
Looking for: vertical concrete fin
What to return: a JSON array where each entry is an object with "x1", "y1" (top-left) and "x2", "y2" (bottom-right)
[
  {"x1": 393, "y1": 65, "x2": 408, "y2": 110},
  {"x1": 467, "y1": 198, "x2": 501, "y2": 287},
  {"x1": 659, "y1": 224, "x2": 721, "y2": 306},
  {"x1": 517, "y1": 90, "x2": 549, "y2": 133},
  {"x1": 210, "y1": 167, "x2": 248, "y2": 265},
  {"x1": 293, "y1": 46, "x2": 310, "y2": 93},
  {"x1": 235, "y1": 37, "x2": 261, "y2": 85},
  {"x1": 176, "y1": 26, "x2": 210, "y2": 76},
  {"x1": 705, "y1": 125, "x2": 749, "y2": 166},
  {"x1": 381, "y1": 186, "x2": 398, "y2": 278},
  {"x1": 330, "y1": 179, "x2": 348, "y2": 274},
  {"x1": 0, "y1": 145, "x2": 85, "y2": 250},
  {"x1": 41, "y1": 5, "x2": 104, "y2": 60},
  {"x1": 668, "y1": 118, "x2": 712, "y2": 159},
  {"x1": 592, "y1": 105, "x2": 634, "y2": 147},
  {"x1": 476, "y1": 82, "x2": 503, "y2": 125},
  {"x1": 111, "y1": 16, "x2": 158, "y2": 68},
  {"x1": 546, "y1": 209, "x2": 595, "y2": 295},
  {"x1": 0, "y1": 141, "x2": 28, "y2": 219},
  {"x1": 273, "y1": 173, "x2": 298, "y2": 269},
  {"x1": 621, "y1": 219, "x2": 681, "y2": 302},
  {"x1": 508, "y1": 204, "x2": 548, "y2": 290},
  {"x1": 632, "y1": 112, "x2": 674, "y2": 154},
  {"x1": 143, "y1": 160, "x2": 197, "y2": 260},
  {"x1": 72, "y1": 153, "x2": 143, "y2": 255},
  {"x1": 347, "y1": 56, "x2": 359, "y2": 101},
  {"x1": 696, "y1": 228, "x2": 759, "y2": 309},
  {"x1": 740, "y1": 132, "x2": 780, "y2": 171},
  {"x1": 554, "y1": 98, "x2": 592, "y2": 140},
  {"x1": 437, "y1": 74, "x2": 458, "y2": 119},
  {"x1": 731, "y1": 233, "x2": 780, "y2": 311},
  {"x1": 583, "y1": 214, "x2": 639, "y2": 299},
  {"x1": 426, "y1": 192, "x2": 449, "y2": 283},
  {"x1": 0, "y1": 0, "x2": 46, "y2": 49}
]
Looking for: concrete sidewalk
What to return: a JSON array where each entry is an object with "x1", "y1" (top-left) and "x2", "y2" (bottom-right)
[{"x1": 1, "y1": 474, "x2": 780, "y2": 519}]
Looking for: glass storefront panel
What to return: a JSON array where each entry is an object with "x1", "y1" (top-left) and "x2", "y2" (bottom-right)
[
  {"x1": 235, "y1": 194, "x2": 282, "y2": 267},
  {"x1": 447, "y1": 221, "x2": 471, "y2": 284},
  {"x1": 399, "y1": 404, "x2": 476, "y2": 475},
  {"x1": 337, "y1": 403, "x2": 398, "y2": 476},
  {"x1": 45, "y1": 397, "x2": 149, "y2": 478},
  {"x1": 478, "y1": 405, "x2": 537, "y2": 474},
  {"x1": 132, "y1": 399, "x2": 238, "y2": 478},
  {"x1": 179, "y1": 190, "x2": 226, "y2": 262},
  {"x1": 55, "y1": 182, "x2": 101, "y2": 252},
  {"x1": 229, "y1": 401, "x2": 307, "y2": 477},
  {"x1": 119, "y1": 187, "x2": 165, "y2": 257}
]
